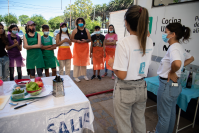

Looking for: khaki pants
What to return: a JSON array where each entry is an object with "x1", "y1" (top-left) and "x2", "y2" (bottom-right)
[
  {"x1": 59, "y1": 59, "x2": 71, "y2": 75},
  {"x1": 73, "y1": 65, "x2": 87, "y2": 78},
  {"x1": 113, "y1": 78, "x2": 147, "y2": 133}
]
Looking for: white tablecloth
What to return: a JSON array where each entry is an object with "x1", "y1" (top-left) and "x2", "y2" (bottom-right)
[{"x1": 0, "y1": 75, "x2": 94, "y2": 133}]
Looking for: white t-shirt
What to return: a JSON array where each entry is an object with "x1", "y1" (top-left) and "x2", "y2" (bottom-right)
[
  {"x1": 113, "y1": 35, "x2": 154, "y2": 80},
  {"x1": 60, "y1": 33, "x2": 70, "y2": 46},
  {"x1": 157, "y1": 43, "x2": 192, "y2": 78}
]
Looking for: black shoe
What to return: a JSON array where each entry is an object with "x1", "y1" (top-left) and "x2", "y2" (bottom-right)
[
  {"x1": 97, "y1": 75, "x2": 101, "y2": 81},
  {"x1": 91, "y1": 75, "x2": 96, "y2": 80}
]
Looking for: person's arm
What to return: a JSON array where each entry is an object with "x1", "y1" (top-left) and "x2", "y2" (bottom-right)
[
  {"x1": 108, "y1": 42, "x2": 128, "y2": 80},
  {"x1": 167, "y1": 50, "x2": 182, "y2": 82},
  {"x1": 56, "y1": 33, "x2": 70, "y2": 46},
  {"x1": 184, "y1": 56, "x2": 194, "y2": 66},
  {"x1": 16, "y1": 38, "x2": 22, "y2": 51},
  {"x1": 90, "y1": 41, "x2": 93, "y2": 58},
  {"x1": 41, "y1": 45, "x2": 52, "y2": 49},
  {"x1": 5, "y1": 41, "x2": 18, "y2": 50},
  {"x1": 23, "y1": 34, "x2": 42, "y2": 49}
]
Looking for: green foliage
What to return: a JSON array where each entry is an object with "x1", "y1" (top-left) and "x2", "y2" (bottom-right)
[
  {"x1": 30, "y1": 15, "x2": 47, "y2": 31},
  {"x1": 0, "y1": 15, "x2": 4, "y2": 22},
  {"x1": 64, "y1": 0, "x2": 93, "y2": 21},
  {"x1": 3, "y1": 13, "x2": 18, "y2": 27},
  {"x1": 48, "y1": 16, "x2": 63, "y2": 31},
  {"x1": 85, "y1": 18, "x2": 101, "y2": 33},
  {"x1": 173, "y1": 0, "x2": 179, "y2": 3},
  {"x1": 19, "y1": 15, "x2": 30, "y2": 26}
]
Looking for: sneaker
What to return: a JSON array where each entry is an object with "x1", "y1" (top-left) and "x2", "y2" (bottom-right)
[
  {"x1": 112, "y1": 75, "x2": 115, "y2": 80},
  {"x1": 84, "y1": 76, "x2": 89, "y2": 81},
  {"x1": 101, "y1": 73, "x2": 107, "y2": 78},
  {"x1": 74, "y1": 78, "x2": 80, "y2": 82},
  {"x1": 97, "y1": 75, "x2": 101, "y2": 81},
  {"x1": 147, "y1": 128, "x2": 156, "y2": 133},
  {"x1": 91, "y1": 75, "x2": 96, "y2": 80}
]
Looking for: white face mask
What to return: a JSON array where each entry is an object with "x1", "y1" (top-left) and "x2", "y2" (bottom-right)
[{"x1": 44, "y1": 31, "x2": 49, "y2": 36}]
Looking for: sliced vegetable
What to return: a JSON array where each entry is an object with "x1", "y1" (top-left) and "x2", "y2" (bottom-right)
[{"x1": 12, "y1": 89, "x2": 24, "y2": 94}]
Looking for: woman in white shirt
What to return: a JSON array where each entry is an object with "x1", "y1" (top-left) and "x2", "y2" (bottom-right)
[
  {"x1": 56, "y1": 23, "x2": 72, "y2": 75},
  {"x1": 108, "y1": 5, "x2": 154, "y2": 133},
  {"x1": 153, "y1": 23, "x2": 194, "y2": 133}
]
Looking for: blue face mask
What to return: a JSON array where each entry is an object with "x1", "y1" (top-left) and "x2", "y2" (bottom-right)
[
  {"x1": 109, "y1": 30, "x2": 113, "y2": 33},
  {"x1": 62, "y1": 27, "x2": 68, "y2": 32},
  {"x1": 78, "y1": 23, "x2": 84, "y2": 27},
  {"x1": 162, "y1": 33, "x2": 170, "y2": 43},
  {"x1": 95, "y1": 31, "x2": 101, "y2": 34},
  {"x1": 44, "y1": 31, "x2": 49, "y2": 36},
  {"x1": 12, "y1": 30, "x2": 18, "y2": 35}
]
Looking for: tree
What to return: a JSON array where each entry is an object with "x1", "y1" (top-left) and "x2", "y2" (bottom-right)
[
  {"x1": 85, "y1": 18, "x2": 101, "y2": 33},
  {"x1": 19, "y1": 15, "x2": 29, "y2": 26},
  {"x1": 30, "y1": 15, "x2": 47, "y2": 31},
  {"x1": 48, "y1": 16, "x2": 63, "y2": 31},
  {"x1": 0, "y1": 15, "x2": 4, "y2": 22},
  {"x1": 64, "y1": 0, "x2": 93, "y2": 22},
  {"x1": 4, "y1": 13, "x2": 18, "y2": 27}
]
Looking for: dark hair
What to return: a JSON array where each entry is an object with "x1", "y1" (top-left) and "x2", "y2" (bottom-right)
[
  {"x1": 125, "y1": 5, "x2": 149, "y2": 56},
  {"x1": 75, "y1": 18, "x2": 85, "y2": 26},
  {"x1": 8, "y1": 24, "x2": 19, "y2": 32},
  {"x1": 108, "y1": 24, "x2": 116, "y2": 34},
  {"x1": 95, "y1": 26, "x2": 100, "y2": 30},
  {"x1": 0, "y1": 23, "x2": 9, "y2": 46},
  {"x1": 42, "y1": 25, "x2": 49, "y2": 30},
  {"x1": 166, "y1": 23, "x2": 190, "y2": 43},
  {"x1": 59, "y1": 23, "x2": 70, "y2": 41}
]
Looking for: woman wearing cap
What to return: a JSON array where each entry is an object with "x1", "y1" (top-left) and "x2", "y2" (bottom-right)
[
  {"x1": 7, "y1": 24, "x2": 24, "y2": 81},
  {"x1": 108, "y1": 6, "x2": 153, "y2": 133},
  {"x1": 71, "y1": 18, "x2": 91, "y2": 82},
  {"x1": 0, "y1": 23, "x2": 9, "y2": 81},
  {"x1": 56, "y1": 22, "x2": 72, "y2": 75},
  {"x1": 23, "y1": 21, "x2": 45, "y2": 78}
]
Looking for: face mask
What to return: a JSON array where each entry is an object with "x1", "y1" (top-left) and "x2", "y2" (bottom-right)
[
  {"x1": 109, "y1": 30, "x2": 113, "y2": 33},
  {"x1": 62, "y1": 27, "x2": 67, "y2": 32},
  {"x1": 95, "y1": 31, "x2": 101, "y2": 34},
  {"x1": 12, "y1": 30, "x2": 18, "y2": 35},
  {"x1": 162, "y1": 33, "x2": 170, "y2": 43},
  {"x1": 29, "y1": 28, "x2": 35, "y2": 33},
  {"x1": 44, "y1": 31, "x2": 49, "y2": 36},
  {"x1": 78, "y1": 23, "x2": 84, "y2": 27}
]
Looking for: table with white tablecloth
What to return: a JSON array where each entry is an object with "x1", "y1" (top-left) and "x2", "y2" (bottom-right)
[{"x1": 0, "y1": 75, "x2": 94, "y2": 133}]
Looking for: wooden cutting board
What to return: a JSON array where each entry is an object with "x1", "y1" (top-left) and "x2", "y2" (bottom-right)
[{"x1": 0, "y1": 95, "x2": 10, "y2": 110}]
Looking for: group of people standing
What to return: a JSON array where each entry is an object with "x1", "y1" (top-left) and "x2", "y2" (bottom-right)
[
  {"x1": 0, "y1": 17, "x2": 118, "y2": 82},
  {"x1": 0, "y1": 4, "x2": 195, "y2": 133}
]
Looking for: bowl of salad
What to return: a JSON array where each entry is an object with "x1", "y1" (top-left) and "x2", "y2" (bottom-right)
[
  {"x1": 26, "y1": 81, "x2": 43, "y2": 96},
  {"x1": 12, "y1": 86, "x2": 25, "y2": 100}
]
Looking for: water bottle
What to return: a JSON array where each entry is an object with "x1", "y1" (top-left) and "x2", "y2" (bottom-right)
[
  {"x1": 180, "y1": 67, "x2": 187, "y2": 87},
  {"x1": 194, "y1": 69, "x2": 199, "y2": 89},
  {"x1": 186, "y1": 71, "x2": 193, "y2": 88}
]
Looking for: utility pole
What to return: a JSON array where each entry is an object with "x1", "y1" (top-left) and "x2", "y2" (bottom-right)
[
  {"x1": 70, "y1": 0, "x2": 71, "y2": 31},
  {"x1": 93, "y1": 6, "x2": 95, "y2": 21}
]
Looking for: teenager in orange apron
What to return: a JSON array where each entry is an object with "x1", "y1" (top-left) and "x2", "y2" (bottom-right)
[
  {"x1": 71, "y1": 18, "x2": 91, "y2": 82},
  {"x1": 102, "y1": 24, "x2": 118, "y2": 80},
  {"x1": 56, "y1": 23, "x2": 72, "y2": 76},
  {"x1": 90, "y1": 26, "x2": 105, "y2": 81}
]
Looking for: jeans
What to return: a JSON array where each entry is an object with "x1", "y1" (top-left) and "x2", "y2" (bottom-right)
[
  {"x1": 9, "y1": 67, "x2": 22, "y2": 81},
  {"x1": 113, "y1": 78, "x2": 147, "y2": 133},
  {"x1": 0, "y1": 56, "x2": 9, "y2": 81},
  {"x1": 156, "y1": 77, "x2": 182, "y2": 133},
  {"x1": 105, "y1": 62, "x2": 114, "y2": 74}
]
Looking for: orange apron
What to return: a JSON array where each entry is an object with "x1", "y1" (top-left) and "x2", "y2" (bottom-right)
[
  {"x1": 105, "y1": 47, "x2": 116, "y2": 70},
  {"x1": 93, "y1": 47, "x2": 104, "y2": 70},
  {"x1": 57, "y1": 46, "x2": 72, "y2": 60},
  {"x1": 73, "y1": 43, "x2": 90, "y2": 66}
]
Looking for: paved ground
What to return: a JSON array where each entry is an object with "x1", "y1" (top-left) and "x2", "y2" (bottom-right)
[{"x1": 11, "y1": 43, "x2": 199, "y2": 133}]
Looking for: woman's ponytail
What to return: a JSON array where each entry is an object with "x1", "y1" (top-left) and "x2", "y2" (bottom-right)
[
  {"x1": 137, "y1": 7, "x2": 149, "y2": 56},
  {"x1": 183, "y1": 26, "x2": 191, "y2": 42}
]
